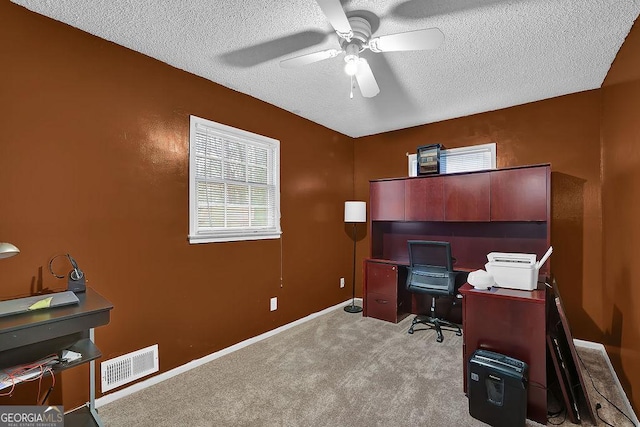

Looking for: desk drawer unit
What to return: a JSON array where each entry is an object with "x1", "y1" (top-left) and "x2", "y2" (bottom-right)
[
  {"x1": 367, "y1": 291, "x2": 398, "y2": 321},
  {"x1": 364, "y1": 261, "x2": 409, "y2": 323}
]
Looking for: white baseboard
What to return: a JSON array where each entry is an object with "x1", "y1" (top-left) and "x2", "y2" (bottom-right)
[
  {"x1": 574, "y1": 339, "x2": 639, "y2": 425},
  {"x1": 95, "y1": 298, "x2": 362, "y2": 408}
]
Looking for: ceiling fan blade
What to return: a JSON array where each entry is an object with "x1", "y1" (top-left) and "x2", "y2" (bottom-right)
[
  {"x1": 220, "y1": 30, "x2": 328, "y2": 68},
  {"x1": 280, "y1": 48, "x2": 341, "y2": 68},
  {"x1": 316, "y1": 0, "x2": 353, "y2": 39},
  {"x1": 355, "y1": 58, "x2": 380, "y2": 98},
  {"x1": 369, "y1": 28, "x2": 444, "y2": 52}
]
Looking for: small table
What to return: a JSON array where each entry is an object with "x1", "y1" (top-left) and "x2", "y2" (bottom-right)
[{"x1": 0, "y1": 288, "x2": 113, "y2": 426}]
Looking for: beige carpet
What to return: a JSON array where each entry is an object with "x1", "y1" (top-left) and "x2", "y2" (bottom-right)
[{"x1": 98, "y1": 307, "x2": 635, "y2": 426}]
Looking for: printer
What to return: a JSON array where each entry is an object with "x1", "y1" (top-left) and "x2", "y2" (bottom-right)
[{"x1": 485, "y1": 247, "x2": 552, "y2": 291}]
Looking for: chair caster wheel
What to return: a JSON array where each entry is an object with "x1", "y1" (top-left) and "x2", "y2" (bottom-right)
[
  {"x1": 456, "y1": 331, "x2": 462, "y2": 336},
  {"x1": 437, "y1": 335, "x2": 444, "y2": 343},
  {"x1": 408, "y1": 329, "x2": 414, "y2": 335}
]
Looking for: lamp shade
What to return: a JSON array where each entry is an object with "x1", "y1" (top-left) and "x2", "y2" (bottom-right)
[
  {"x1": 0, "y1": 242, "x2": 20, "y2": 259},
  {"x1": 344, "y1": 201, "x2": 366, "y2": 223}
]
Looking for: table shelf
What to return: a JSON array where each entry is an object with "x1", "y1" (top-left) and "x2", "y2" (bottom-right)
[{"x1": 0, "y1": 288, "x2": 112, "y2": 427}]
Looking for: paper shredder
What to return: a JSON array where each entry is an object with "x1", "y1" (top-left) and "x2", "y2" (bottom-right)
[{"x1": 468, "y1": 349, "x2": 528, "y2": 427}]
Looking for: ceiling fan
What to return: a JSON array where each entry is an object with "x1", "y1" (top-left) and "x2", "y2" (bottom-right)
[{"x1": 280, "y1": 0, "x2": 444, "y2": 98}]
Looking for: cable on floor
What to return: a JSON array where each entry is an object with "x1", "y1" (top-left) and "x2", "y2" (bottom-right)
[
  {"x1": 547, "y1": 378, "x2": 567, "y2": 425},
  {"x1": 577, "y1": 350, "x2": 637, "y2": 427}
]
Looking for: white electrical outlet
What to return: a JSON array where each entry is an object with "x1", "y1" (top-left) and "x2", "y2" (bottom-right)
[
  {"x1": 340, "y1": 277, "x2": 345, "y2": 288},
  {"x1": 270, "y1": 297, "x2": 277, "y2": 311}
]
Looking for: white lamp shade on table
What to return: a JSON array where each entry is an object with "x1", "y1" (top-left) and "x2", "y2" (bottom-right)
[{"x1": 344, "y1": 201, "x2": 366, "y2": 223}]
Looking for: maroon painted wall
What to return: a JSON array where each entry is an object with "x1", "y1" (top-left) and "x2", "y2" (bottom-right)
[
  {"x1": 602, "y1": 18, "x2": 640, "y2": 413},
  {"x1": 0, "y1": 2, "x2": 354, "y2": 409}
]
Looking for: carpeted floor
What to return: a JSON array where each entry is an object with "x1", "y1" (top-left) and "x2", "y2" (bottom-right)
[{"x1": 98, "y1": 307, "x2": 636, "y2": 426}]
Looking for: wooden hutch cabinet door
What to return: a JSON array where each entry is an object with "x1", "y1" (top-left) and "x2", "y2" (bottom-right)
[
  {"x1": 404, "y1": 177, "x2": 444, "y2": 221},
  {"x1": 370, "y1": 180, "x2": 405, "y2": 220},
  {"x1": 443, "y1": 173, "x2": 490, "y2": 221},
  {"x1": 490, "y1": 166, "x2": 549, "y2": 221}
]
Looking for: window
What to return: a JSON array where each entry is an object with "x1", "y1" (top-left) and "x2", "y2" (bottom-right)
[
  {"x1": 440, "y1": 142, "x2": 496, "y2": 174},
  {"x1": 189, "y1": 115, "x2": 281, "y2": 243},
  {"x1": 407, "y1": 142, "x2": 496, "y2": 176}
]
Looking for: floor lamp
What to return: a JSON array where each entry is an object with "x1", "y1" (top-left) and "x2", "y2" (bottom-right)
[{"x1": 344, "y1": 201, "x2": 366, "y2": 313}]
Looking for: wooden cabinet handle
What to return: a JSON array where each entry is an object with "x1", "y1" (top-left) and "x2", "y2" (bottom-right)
[{"x1": 375, "y1": 298, "x2": 389, "y2": 304}]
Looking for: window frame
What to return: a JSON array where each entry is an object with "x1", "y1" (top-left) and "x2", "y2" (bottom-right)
[{"x1": 188, "y1": 115, "x2": 281, "y2": 244}]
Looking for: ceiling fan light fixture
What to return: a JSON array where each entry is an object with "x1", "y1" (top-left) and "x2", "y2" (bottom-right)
[
  {"x1": 344, "y1": 55, "x2": 359, "y2": 76},
  {"x1": 343, "y1": 43, "x2": 360, "y2": 76},
  {"x1": 279, "y1": 3, "x2": 443, "y2": 100}
]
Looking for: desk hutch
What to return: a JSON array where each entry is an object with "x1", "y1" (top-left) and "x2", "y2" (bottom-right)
[{"x1": 363, "y1": 163, "x2": 551, "y2": 424}]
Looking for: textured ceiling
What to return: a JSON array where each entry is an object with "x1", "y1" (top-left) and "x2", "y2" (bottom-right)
[{"x1": 11, "y1": 0, "x2": 640, "y2": 138}]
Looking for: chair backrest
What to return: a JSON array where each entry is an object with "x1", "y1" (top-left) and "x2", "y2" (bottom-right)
[
  {"x1": 406, "y1": 240, "x2": 459, "y2": 295},
  {"x1": 407, "y1": 240, "x2": 453, "y2": 271}
]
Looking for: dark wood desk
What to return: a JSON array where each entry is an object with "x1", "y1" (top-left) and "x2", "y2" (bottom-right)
[
  {"x1": 365, "y1": 164, "x2": 551, "y2": 324},
  {"x1": 460, "y1": 283, "x2": 548, "y2": 425},
  {"x1": 363, "y1": 259, "x2": 465, "y2": 324},
  {"x1": 0, "y1": 288, "x2": 113, "y2": 426},
  {"x1": 365, "y1": 164, "x2": 552, "y2": 424}
]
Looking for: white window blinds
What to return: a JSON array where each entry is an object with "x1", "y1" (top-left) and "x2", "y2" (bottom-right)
[
  {"x1": 440, "y1": 143, "x2": 496, "y2": 174},
  {"x1": 189, "y1": 115, "x2": 281, "y2": 243}
]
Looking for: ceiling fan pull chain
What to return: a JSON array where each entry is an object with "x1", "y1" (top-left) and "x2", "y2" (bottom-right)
[{"x1": 350, "y1": 75, "x2": 354, "y2": 99}]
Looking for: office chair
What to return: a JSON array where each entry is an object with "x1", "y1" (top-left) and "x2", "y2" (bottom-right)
[
  {"x1": 406, "y1": 285, "x2": 463, "y2": 343},
  {"x1": 405, "y1": 240, "x2": 467, "y2": 342}
]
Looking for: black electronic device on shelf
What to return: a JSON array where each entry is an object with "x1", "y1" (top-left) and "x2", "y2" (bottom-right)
[
  {"x1": 49, "y1": 253, "x2": 86, "y2": 293},
  {"x1": 416, "y1": 143, "x2": 442, "y2": 175}
]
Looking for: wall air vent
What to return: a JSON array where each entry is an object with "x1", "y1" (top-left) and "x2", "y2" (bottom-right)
[{"x1": 101, "y1": 344, "x2": 159, "y2": 393}]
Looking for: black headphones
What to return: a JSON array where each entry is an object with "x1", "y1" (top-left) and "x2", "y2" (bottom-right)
[{"x1": 49, "y1": 253, "x2": 86, "y2": 293}]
